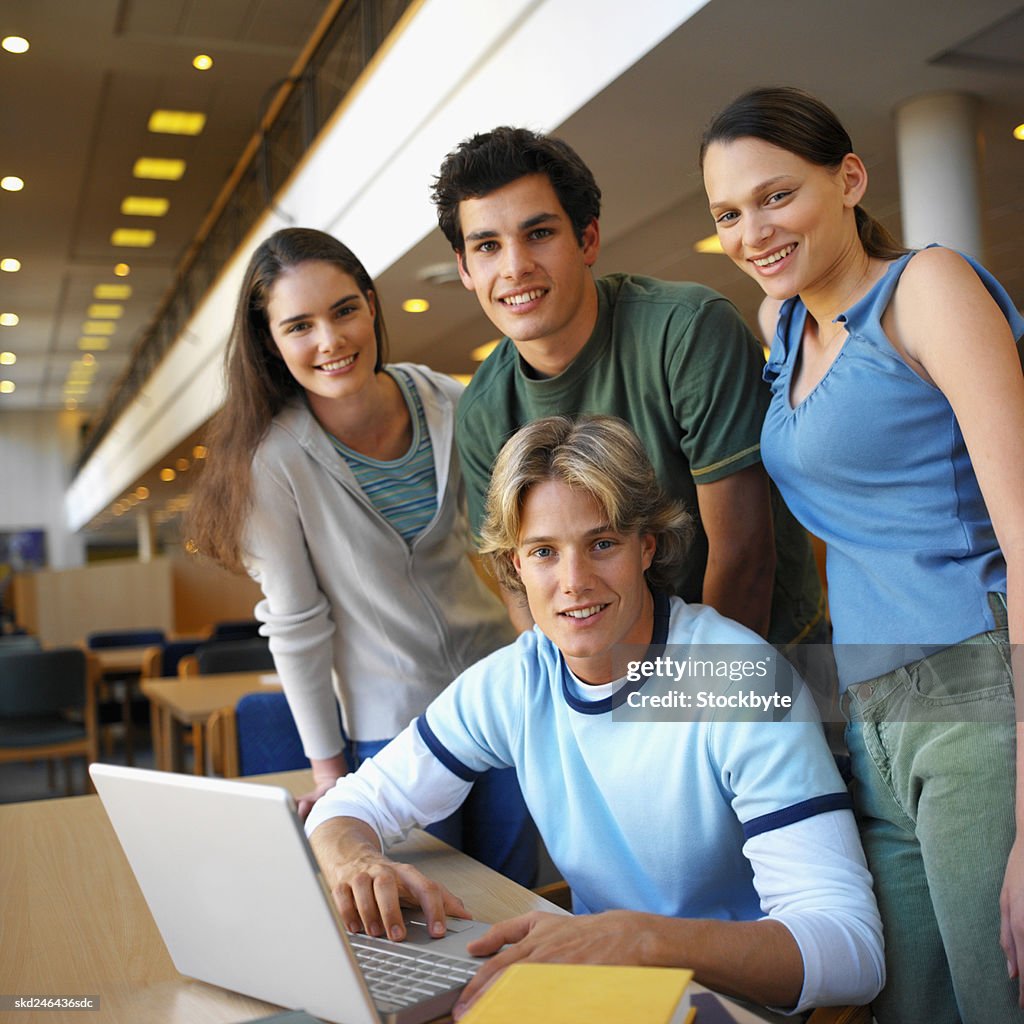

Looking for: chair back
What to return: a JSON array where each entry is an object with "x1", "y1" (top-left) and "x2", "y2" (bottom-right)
[
  {"x1": 196, "y1": 637, "x2": 274, "y2": 676},
  {"x1": 0, "y1": 647, "x2": 88, "y2": 716},
  {"x1": 210, "y1": 619, "x2": 262, "y2": 642},
  {"x1": 87, "y1": 629, "x2": 166, "y2": 649},
  {"x1": 0, "y1": 634, "x2": 41, "y2": 653},
  {"x1": 158, "y1": 639, "x2": 204, "y2": 677},
  {"x1": 235, "y1": 692, "x2": 308, "y2": 776}
]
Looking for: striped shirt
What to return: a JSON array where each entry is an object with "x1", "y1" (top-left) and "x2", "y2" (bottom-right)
[{"x1": 329, "y1": 368, "x2": 438, "y2": 545}]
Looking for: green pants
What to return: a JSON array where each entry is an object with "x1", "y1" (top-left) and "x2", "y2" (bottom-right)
[{"x1": 844, "y1": 597, "x2": 1022, "y2": 1022}]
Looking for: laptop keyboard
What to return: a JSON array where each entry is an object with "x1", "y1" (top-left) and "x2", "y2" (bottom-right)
[{"x1": 349, "y1": 933, "x2": 479, "y2": 1012}]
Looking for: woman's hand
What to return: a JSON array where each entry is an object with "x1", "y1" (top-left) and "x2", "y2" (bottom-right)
[{"x1": 296, "y1": 752, "x2": 350, "y2": 821}]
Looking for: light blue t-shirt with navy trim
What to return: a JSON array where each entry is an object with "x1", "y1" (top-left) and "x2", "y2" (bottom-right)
[{"x1": 417, "y1": 593, "x2": 849, "y2": 921}]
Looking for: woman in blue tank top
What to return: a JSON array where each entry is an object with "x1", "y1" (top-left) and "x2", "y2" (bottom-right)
[{"x1": 701, "y1": 87, "x2": 1024, "y2": 1023}]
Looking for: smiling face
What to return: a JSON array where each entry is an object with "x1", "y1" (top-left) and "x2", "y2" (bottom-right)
[
  {"x1": 512, "y1": 479, "x2": 655, "y2": 685},
  {"x1": 265, "y1": 260, "x2": 378, "y2": 416},
  {"x1": 456, "y1": 173, "x2": 600, "y2": 375},
  {"x1": 702, "y1": 137, "x2": 866, "y2": 302}
]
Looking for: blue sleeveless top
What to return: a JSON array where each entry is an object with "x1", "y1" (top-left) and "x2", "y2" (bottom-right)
[{"x1": 761, "y1": 247, "x2": 1024, "y2": 686}]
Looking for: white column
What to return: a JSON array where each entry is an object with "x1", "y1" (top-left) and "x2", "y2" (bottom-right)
[
  {"x1": 894, "y1": 92, "x2": 983, "y2": 259},
  {"x1": 137, "y1": 510, "x2": 154, "y2": 563}
]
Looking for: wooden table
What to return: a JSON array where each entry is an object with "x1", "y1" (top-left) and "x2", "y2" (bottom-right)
[
  {"x1": 141, "y1": 671, "x2": 282, "y2": 775},
  {"x1": 1, "y1": 769, "x2": 782, "y2": 1024},
  {"x1": 88, "y1": 645, "x2": 155, "y2": 675}
]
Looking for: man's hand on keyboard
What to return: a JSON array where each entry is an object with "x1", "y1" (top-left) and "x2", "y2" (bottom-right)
[{"x1": 309, "y1": 815, "x2": 470, "y2": 942}]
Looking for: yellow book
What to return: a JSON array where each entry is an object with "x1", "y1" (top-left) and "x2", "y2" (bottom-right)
[{"x1": 459, "y1": 962, "x2": 696, "y2": 1023}]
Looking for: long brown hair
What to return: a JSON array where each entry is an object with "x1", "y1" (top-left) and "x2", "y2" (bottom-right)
[
  {"x1": 699, "y1": 86, "x2": 908, "y2": 260},
  {"x1": 186, "y1": 228, "x2": 390, "y2": 573}
]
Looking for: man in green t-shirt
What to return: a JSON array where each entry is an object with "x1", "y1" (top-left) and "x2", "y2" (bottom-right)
[{"x1": 431, "y1": 126, "x2": 822, "y2": 647}]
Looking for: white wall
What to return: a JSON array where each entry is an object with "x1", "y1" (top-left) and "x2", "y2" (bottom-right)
[{"x1": 0, "y1": 410, "x2": 87, "y2": 569}]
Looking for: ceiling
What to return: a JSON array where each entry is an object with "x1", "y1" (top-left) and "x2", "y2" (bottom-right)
[{"x1": 1, "y1": 0, "x2": 1022, "y2": 545}]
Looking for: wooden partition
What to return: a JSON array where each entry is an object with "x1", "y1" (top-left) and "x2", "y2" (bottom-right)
[
  {"x1": 12, "y1": 553, "x2": 263, "y2": 645},
  {"x1": 14, "y1": 557, "x2": 175, "y2": 646},
  {"x1": 169, "y1": 554, "x2": 262, "y2": 635}
]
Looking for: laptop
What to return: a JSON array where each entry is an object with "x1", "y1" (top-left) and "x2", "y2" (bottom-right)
[{"x1": 89, "y1": 763, "x2": 495, "y2": 1024}]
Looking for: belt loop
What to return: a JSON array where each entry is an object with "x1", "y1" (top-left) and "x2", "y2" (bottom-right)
[{"x1": 988, "y1": 592, "x2": 1008, "y2": 631}]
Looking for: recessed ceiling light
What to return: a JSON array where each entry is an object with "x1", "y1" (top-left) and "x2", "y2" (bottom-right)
[
  {"x1": 160, "y1": 468, "x2": 177, "y2": 482},
  {"x1": 0, "y1": 352, "x2": 15, "y2": 365},
  {"x1": 192, "y1": 54, "x2": 213, "y2": 71},
  {"x1": 1014, "y1": 124, "x2": 1024, "y2": 141},
  {"x1": 132, "y1": 158, "x2": 185, "y2": 181},
  {"x1": 82, "y1": 321, "x2": 116, "y2": 335},
  {"x1": 114, "y1": 263, "x2": 131, "y2": 277},
  {"x1": 471, "y1": 340, "x2": 500, "y2": 362},
  {"x1": 87, "y1": 303, "x2": 123, "y2": 319},
  {"x1": 694, "y1": 234, "x2": 725, "y2": 254},
  {"x1": 0, "y1": 380, "x2": 15, "y2": 394},
  {"x1": 111, "y1": 228, "x2": 156, "y2": 247},
  {"x1": 192, "y1": 444, "x2": 208, "y2": 459},
  {"x1": 2, "y1": 36, "x2": 29, "y2": 54},
  {"x1": 0, "y1": 258, "x2": 21, "y2": 272},
  {"x1": 175, "y1": 457, "x2": 191, "y2": 472},
  {"x1": 135, "y1": 486, "x2": 150, "y2": 500},
  {"x1": 402, "y1": 298, "x2": 430, "y2": 313},
  {"x1": 121, "y1": 196, "x2": 169, "y2": 217},
  {"x1": 1, "y1": 176, "x2": 24, "y2": 192},
  {"x1": 94, "y1": 284, "x2": 132, "y2": 300},
  {"x1": 148, "y1": 110, "x2": 206, "y2": 136},
  {"x1": 81, "y1": 353, "x2": 96, "y2": 366},
  {"x1": 0, "y1": 313, "x2": 19, "y2": 327},
  {"x1": 79, "y1": 336, "x2": 110, "y2": 351}
]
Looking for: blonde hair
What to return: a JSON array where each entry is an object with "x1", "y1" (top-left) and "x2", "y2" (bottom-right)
[{"x1": 479, "y1": 415, "x2": 693, "y2": 595}]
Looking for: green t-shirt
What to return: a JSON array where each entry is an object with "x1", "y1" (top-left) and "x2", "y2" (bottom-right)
[{"x1": 455, "y1": 274, "x2": 823, "y2": 647}]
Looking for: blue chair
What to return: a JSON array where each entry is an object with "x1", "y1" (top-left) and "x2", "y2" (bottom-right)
[
  {"x1": 140, "y1": 639, "x2": 204, "y2": 679},
  {"x1": 208, "y1": 691, "x2": 308, "y2": 777},
  {"x1": 195, "y1": 637, "x2": 274, "y2": 676},
  {"x1": 209, "y1": 619, "x2": 262, "y2": 642},
  {"x1": 0, "y1": 647, "x2": 99, "y2": 795},
  {"x1": 86, "y1": 629, "x2": 166, "y2": 649}
]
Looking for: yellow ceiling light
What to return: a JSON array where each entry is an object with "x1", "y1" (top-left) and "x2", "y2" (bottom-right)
[
  {"x1": 111, "y1": 228, "x2": 156, "y2": 247},
  {"x1": 192, "y1": 54, "x2": 213, "y2": 71},
  {"x1": 81, "y1": 353, "x2": 96, "y2": 367},
  {"x1": 0, "y1": 380, "x2": 15, "y2": 394},
  {"x1": 0, "y1": 313, "x2": 19, "y2": 327},
  {"x1": 159, "y1": 468, "x2": 177, "y2": 482},
  {"x1": 2, "y1": 36, "x2": 29, "y2": 54},
  {"x1": 79, "y1": 336, "x2": 110, "y2": 351},
  {"x1": 121, "y1": 195, "x2": 169, "y2": 217},
  {"x1": 133, "y1": 158, "x2": 185, "y2": 181},
  {"x1": 94, "y1": 284, "x2": 132, "y2": 300},
  {"x1": 694, "y1": 234, "x2": 725, "y2": 254},
  {"x1": 82, "y1": 320, "x2": 116, "y2": 335},
  {"x1": 192, "y1": 444, "x2": 208, "y2": 459},
  {"x1": 1014, "y1": 124, "x2": 1024, "y2": 141},
  {"x1": 1, "y1": 258, "x2": 21, "y2": 272},
  {"x1": 148, "y1": 110, "x2": 206, "y2": 136},
  {"x1": 450, "y1": 373, "x2": 473, "y2": 386},
  {"x1": 87, "y1": 303, "x2": 123, "y2": 319},
  {"x1": 1, "y1": 176, "x2": 24, "y2": 191},
  {"x1": 401, "y1": 298, "x2": 430, "y2": 313},
  {"x1": 0, "y1": 352, "x2": 15, "y2": 365},
  {"x1": 135, "y1": 486, "x2": 150, "y2": 500},
  {"x1": 471, "y1": 340, "x2": 500, "y2": 362},
  {"x1": 175, "y1": 457, "x2": 190, "y2": 472},
  {"x1": 114, "y1": 263, "x2": 131, "y2": 277}
]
